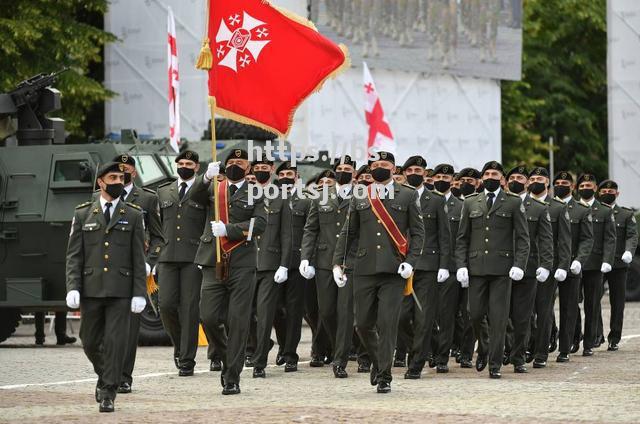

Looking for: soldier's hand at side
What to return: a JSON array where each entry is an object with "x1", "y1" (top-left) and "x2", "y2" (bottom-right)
[
  {"x1": 274, "y1": 266, "x2": 288, "y2": 284},
  {"x1": 622, "y1": 251, "x2": 633, "y2": 264},
  {"x1": 437, "y1": 268, "x2": 450, "y2": 283},
  {"x1": 456, "y1": 267, "x2": 469, "y2": 288},
  {"x1": 66, "y1": 290, "x2": 80, "y2": 309},
  {"x1": 299, "y1": 260, "x2": 310, "y2": 278},
  {"x1": 333, "y1": 266, "x2": 347, "y2": 287},
  {"x1": 600, "y1": 262, "x2": 612, "y2": 274},
  {"x1": 131, "y1": 296, "x2": 146, "y2": 314},
  {"x1": 205, "y1": 161, "x2": 220, "y2": 180},
  {"x1": 211, "y1": 221, "x2": 227, "y2": 237},
  {"x1": 535, "y1": 267, "x2": 550, "y2": 283},
  {"x1": 398, "y1": 262, "x2": 413, "y2": 279},
  {"x1": 509, "y1": 266, "x2": 524, "y2": 281},
  {"x1": 554, "y1": 269, "x2": 567, "y2": 282},
  {"x1": 570, "y1": 260, "x2": 582, "y2": 275}
]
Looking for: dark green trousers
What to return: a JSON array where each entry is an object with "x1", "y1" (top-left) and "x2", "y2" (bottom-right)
[
  {"x1": 533, "y1": 277, "x2": 558, "y2": 362},
  {"x1": 558, "y1": 274, "x2": 581, "y2": 353},
  {"x1": 436, "y1": 274, "x2": 463, "y2": 365},
  {"x1": 605, "y1": 268, "x2": 628, "y2": 344},
  {"x1": 509, "y1": 277, "x2": 537, "y2": 366},
  {"x1": 252, "y1": 270, "x2": 280, "y2": 369},
  {"x1": 121, "y1": 312, "x2": 140, "y2": 385},
  {"x1": 582, "y1": 270, "x2": 604, "y2": 350},
  {"x1": 405, "y1": 271, "x2": 438, "y2": 371}
]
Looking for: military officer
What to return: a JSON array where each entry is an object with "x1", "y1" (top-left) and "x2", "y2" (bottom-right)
[
  {"x1": 356, "y1": 164, "x2": 374, "y2": 186},
  {"x1": 455, "y1": 161, "x2": 530, "y2": 379},
  {"x1": 451, "y1": 172, "x2": 462, "y2": 199},
  {"x1": 505, "y1": 165, "x2": 554, "y2": 373},
  {"x1": 197, "y1": 149, "x2": 266, "y2": 395},
  {"x1": 423, "y1": 168, "x2": 435, "y2": 191},
  {"x1": 333, "y1": 151, "x2": 425, "y2": 393},
  {"x1": 458, "y1": 167, "x2": 482, "y2": 198},
  {"x1": 392, "y1": 166, "x2": 406, "y2": 184},
  {"x1": 598, "y1": 180, "x2": 638, "y2": 351},
  {"x1": 527, "y1": 167, "x2": 571, "y2": 368},
  {"x1": 157, "y1": 150, "x2": 213, "y2": 376},
  {"x1": 65, "y1": 162, "x2": 147, "y2": 412},
  {"x1": 552, "y1": 171, "x2": 593, "y2": 362},
  {"x1": 575, "y1": 174, "x2": 616, "y2": 356},
  {"x1": 398, "y1": 156, "x2": 450, "y2": 379}
]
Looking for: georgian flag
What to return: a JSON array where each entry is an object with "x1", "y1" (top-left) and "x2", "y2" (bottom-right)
[
  {"x1": 363, "y1": 62, "x2": 394, "y2": 154},
  {"x1": 168, "y1": 7, "x2": 180, "y2": 153}
]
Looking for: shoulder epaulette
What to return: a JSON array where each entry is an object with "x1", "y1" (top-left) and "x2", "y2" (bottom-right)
[
  {"x1": 142, "y1": 187, "x2": 157, "y2": 194},
  {"x1": 402, "y1": 184, "x2": 417, "y2": 190},
  {"x1": 506, "y1": 192, "x2": 520, "y2": 198},
  {"x1": 465, "y1": 193, "x2": 479, "y2": 198},
  {"x1": 158, "y1": 179, "x2": 176, "y2": 188},
  {"x1": 551, "y1": 197, "x2": 564, "y2": 205},
  {"x1": 75, "y1": 201, "x2": 92, "y2": 210},
  {"x1": 601, "y1": 202, "x2": 613, "y2": 209},
  {"x1": 532, "y1": 197, "x2": 548, "y2": 206},
  {"x1": 622, "y1": 206, "x2": 634, "y2": 211},
  {"x1": 430, "y1": 190, "x2": 443, "y2": 197},
  {"x1": 576, "y1": 201, "x2": 589, "y2": 209},
  {"x1": 126, "y1": 202, "x2": 142, "y2": 211}
]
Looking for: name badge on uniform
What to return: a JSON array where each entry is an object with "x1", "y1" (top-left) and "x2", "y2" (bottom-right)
[{"x1": 117, "y1": 220, "x2": 129, "y2": 225}]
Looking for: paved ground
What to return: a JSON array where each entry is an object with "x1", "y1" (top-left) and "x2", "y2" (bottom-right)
[{"x1": 1, "y1": 299, "x2": 639, "y2": 423}]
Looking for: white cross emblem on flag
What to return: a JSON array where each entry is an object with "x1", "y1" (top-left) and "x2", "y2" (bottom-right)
[{"x1": 215, "y1": 11, "x2": 271, "y2": 72}]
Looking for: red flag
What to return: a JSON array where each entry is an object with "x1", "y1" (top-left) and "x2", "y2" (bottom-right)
[
  {"x1": 363, "y1": 62, "x2": 394, "y2": 153},
  {"x1": 199, "y1": 0, "x2": 349, "y2": 137},
  {"x1": 167, "y1": 7, "x2": 180, "y2": 153}
]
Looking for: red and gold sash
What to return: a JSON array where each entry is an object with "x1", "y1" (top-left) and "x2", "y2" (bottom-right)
[{"x1": 217, "y1": 179, "x2": 244, "y2": 253}]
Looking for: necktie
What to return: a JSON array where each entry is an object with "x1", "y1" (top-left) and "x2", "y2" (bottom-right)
[
  {"x1": 104, "y1": 202, "x2": 112, "y2": 224},
  {"x1": 230, "y1": 184, "x2": 238, "y2": 197},
  {"x1": 487, "y1": 192, "x2": 495, "y2": 210},
  {"x1": 179, "y1": 182, "x2": 187, "y2": 201},
  {"x1": 120, "y1": 189, "x2": 127, "y2": 202}
]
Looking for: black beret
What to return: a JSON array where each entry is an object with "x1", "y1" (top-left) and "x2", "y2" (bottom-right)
[
  {"x1": 113, "y1": 154, "x2": 135, "y2": 166},
  {"x1": 425, "y1": 168, "x2": 435, "y2": 178},
  {"x1": 402, "y1": 155, "x2": 427, "y2": 171},
  {"x1": 394, "y1": 166, "x2": 403, "y2": 175},
  {"x1": 333, "y1": 155, "x2": 356, "y2": 171},
  {"x1": 175, "y1": 150, "x2": 199, "y2": 163},
  {"x1": 453, "y1": 172, "x2": 461, "y2": 181},
  {"x1": 97, "y1": 162, "x2": 126, "y2": 179},
  {"x1": 577, "y1": 173, "x2": 597, "y2": 186},
  {"x1": 251, "y1": 158, "x2": 274, "y2": 166},
  {"x1": 598, "y1": 179, "x2": 618, "y2": 191},
  {"x1": 225, "y1": 148, "x2": 248, "y2": 164},
  {"x1": 481, "y1": 161, "x2": 504, "y2": 175},
  {"x1": 459, "y1": 167, "x2": 481, "y2": 179},
  {"x1": 368, "y1": 151, "x2": 395, "y2": 165},
  {"x1": 507, "y1": 164, "x2": 528, "y2": 179},
  {"x1": 553, "y1": 171, "x2": 573, "y2": 184},
  {"x1": 356, "y1": 165, "x2": 371, "y2": 178},
  {"x1": 529, "y1": 167, "x2": 549, "y2": 178},
  {"x1": 316, "y1": 169, "x2": 336, "y2": 183},
  {"x1": 433, "y1": 164, "x2": 455, "y2": 176},
  {"x1": 275, "y1": 161, "x2": 297, "y2": 175}
]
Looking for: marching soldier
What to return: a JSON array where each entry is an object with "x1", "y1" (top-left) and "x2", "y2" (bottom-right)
[
  {"x1": 333, "y1": 151, "x2": 425, "y2": 393},
  {"x1": 356, "y1": 164, "x2": 374, "y2": 186},
  {"x1": 505, "y1": 165, "x2": 554, "y2": 373},
  {"x1": 455, "y1": 161, "x2": 530, "y2": 379},
  {"x1": 393, "y1": 166, "x2": 406, "y2": 184},
  {"x1": 65, "y1": 162, "x2": 147, "y2": 412},
  {"x1": 597, "y1": 180, "x2": 638, "y2": 351},
  {"x1": 423, "y1": 168, "x2": 435, "y2": 191},
  {"x1": 197, "y1": 149, "x2": 266, "y2": 395},
  {"x1": 552, "y1": 171, "x2": 593, "y2": 362}
]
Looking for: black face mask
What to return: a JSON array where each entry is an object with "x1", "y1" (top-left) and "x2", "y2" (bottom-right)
[
  {"x1": 461, "y1": 182, "x2": 476, "y2": 197},
  {"x1": 177, "y1": 167, "x2": 195, "y2": 180},
  {"x1": 254, "y1": 170, "x2": 271, "y2": 184},
  {"x1": 124, "y1": 172, "x2": 132, "y2": 185},
  {"x1": 483, "y1": 178, "x2": 501, "y2": 192},
  {"x1": 359, "y1": 180, "x2": 372, "y2": 186},
  {"x1": 554, "y1": 185, "x2": 571, "y2": 199},
  {"x1": 104, "y1": 183, "x2": 124, "y2": 199},
  {"x1": 451, "y1": 186, "x2": 462, "y2": 198},
  {"x1": 476, "y1": 181, "x2": 485, "y2": 193},
  {"x1": 226, "y1": 164, "x2": 246, "y2": 182},
  {"x1": 434, "y1": 180, "x2": 451, "y2": 194},
  {"x1": 406, "y1": 174, "x2": 423, "y2": 188},
  {"x1": 599, "y1": 193, "x2": 616, "y2": 205},
  {"x1": 371, "y1": 167, "x2": 391, "y2": 183},
  {"x1": 508, "y1": 180, "x2": 525, "y2": 194},
  {"x1": 279, "y1": 177, "x2": 295, "y2": 186},
  {"x1": 529, "y1": 182, "x2": 546, "y2": 195},
  {"x1": 336, "y1": 171, "x2": 353, "y2": 185},
  {"x1": 425, "y1": 183, "x2": 435, "y2": 191},
  {"x1": 579, "y1": 188, "x2": 595, "y2": 200}
]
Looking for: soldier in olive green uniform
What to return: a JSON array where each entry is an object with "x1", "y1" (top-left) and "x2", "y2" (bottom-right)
[
  {"x1": 527, "y1": 167, "x2": 572, "y2": 368},
  {"x1": 197, "y1": 149, "x2": 266, "y2": 395},
  {"x1": 399, "y1": 156, "x2": 450, "y2": 380},
  {"x1": 552, "y1": 171, "x2": 593, "y2": 362},
  {"x1": 157, "y1": 151, "x2": 213, "y2": 375},
  {"x1": 574, "y1": 174, "x2": 616, "y2": 356},
  {"x1": 455, "y1": 161, "x2": 530, "y2": 379},
  {"x1": 505, "y1": 165, "x2": 554, "y2": 373},
  {"x1": 333, "y1": 151, "x2": 425, "y2": 393},
  {"x1": 597, "y1": 180, "x2": 638, "y2": 351},
  {"x1": 66, "y1": 162, "x2": 147, "y2": 413}
]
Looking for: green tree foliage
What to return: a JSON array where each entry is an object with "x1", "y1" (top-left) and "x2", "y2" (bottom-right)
[
  {"x1": 0, "y1": 0, "x2": 116, "y2": 138},
  {"x1": 502, "y1": 0, "x2": 607, "y2": 178}
]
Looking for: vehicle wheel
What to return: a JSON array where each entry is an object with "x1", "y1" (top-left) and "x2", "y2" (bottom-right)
[
  {"x1": 0, "y1": 308, "x2": 21, "y2": 343},
  {"x1": 626, "y1": 256, "x2": 640, "y2": 301},
  {"x1": 138, "y1": 297, "x2": 171, "y2": 346},
  {"x1": 213, "y1": 118, "x2": 277, "y2": 141}
]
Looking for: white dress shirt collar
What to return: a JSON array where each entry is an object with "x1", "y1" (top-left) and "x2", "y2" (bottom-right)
[
  {"x1": 100, "y1": 195, "x2": 119, "y2": 212},
  {"x1": 583, "y1": 197, "x2": 595, "y2": 207},
  {"x1": 485, "y1": 187, "x2": 501, "y2": 198}
]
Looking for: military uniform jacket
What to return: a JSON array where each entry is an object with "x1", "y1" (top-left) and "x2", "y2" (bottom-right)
[
  {"x1": 333, "y1": 182, "x2": 425, "y2": 276},
  {"x1": 583, "y1": 199, "x2": 616, "y2": 271},
  {"x1": 301, "y1": 186, "x2": 352, "y2": 271},
  {"x1": 194, "y1": 181, "x2": 267, "y2": 268},
  {"x1": 522, "y1": 194, "x2": 554, "y2": 277},
  {"x1": 612, "y1": 204, "x2": 638, "y2": 269},
  {"x1": 66, "y1": 199, "x2": 146, "y2": 298},
  {"x1": 566, "y1": 197, "x2": 594, "y2": 267},
  {"x1": 444, "y1": 194, "x2": 463, "y2": 273},
  {"x1": 256, "y1": 190, "x2": 291, "y2": 272},
  {"x1": 157, "y1": 176, "x2": 210, "y2": 263},
  {"x1": 455, "y1": 190, "x2": 530, "y2": 277},
  {"x1": 415, "y1": 189, "x2": 450, "y2": 271},
  {"x1": 543, "y1": 195, "x2": 572, "y2": 272},
  {"x1": 285, "y1": 189, "x2": 312, "y2": 270}
]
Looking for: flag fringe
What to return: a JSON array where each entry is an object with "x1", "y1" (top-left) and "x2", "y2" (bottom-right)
[{"x1": 195, "y1": 37, "x2": 213, "y2": 70}]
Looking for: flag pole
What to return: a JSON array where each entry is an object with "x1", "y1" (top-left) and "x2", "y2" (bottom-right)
[{"x1": 210, "y1": 97, "x2": 221, "y2": 265}]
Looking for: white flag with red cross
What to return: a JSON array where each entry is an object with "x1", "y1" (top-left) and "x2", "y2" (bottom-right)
[
  {"x1": 168, "y1": 7, "x2": 180, "y2": 153},
  {"x1": 363, "y1": 62, "x2": 394, "y2": 154}
]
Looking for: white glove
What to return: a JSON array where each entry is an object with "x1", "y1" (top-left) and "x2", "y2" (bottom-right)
[
  {"x1": 509, "y1": 266, "x2": 525, "y2": 281},
  {"x1": 66, "y1": 290, "x2": 80, "y2": 309},
  {"x1": 299, "y1": 260, "x2": 310, "y2": 278},
  {"x1": 536, "y1": 267, "x2": 550, "y2": 283},
  {"x1": 554, "y1": 269, "x2": 567, "y2": 282},
  {"x1": 145, "y1": 263, "x2": 152, "y2": 276},
  {"x1": 456, "y1": 267, "x2": 469, "y2": 288},
  {"x1": 274, "y1": 266, "x2": 288, "y2": 284},
  {"x1": 570, "y1": 260, "x2": 582, "y2": 275},
  {"x1": 398, "y1": 262, "x2": 413, "y2": 279},
  {"x1": 437, "y1": 268, "x2": 450, "y2": 283},
  {"x1": 622, "y1": 251, "x2": 633, "y2": 264},
  {"x1": 211, "y1": 221, "x2": 227, "y2": 237},
  {"x1": 333, "y1": 266, "x2": 347, "y2": 287},
  {"x1": 601, "y1": 262, "x2": 612, "y2": 274},
  {"x1": 205, "y1": 161, "x2": 220, "y2": 180},
  {"x1": 306, "y1": 265, "x2": 316, "y2": 279},
  {"x1": 131, "y1": 296, "x2": 146, "y2": 314},
  {"x1": 152, "y1": 265, "x2": 157, "y2": 275}
]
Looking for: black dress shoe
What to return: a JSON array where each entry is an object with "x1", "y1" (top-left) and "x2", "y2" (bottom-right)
[
  {"x1": 35, "y1": 336, "x2": 45, "y2": 345},
  {"x1": 309, "y1": 356, "x2": 324, "y2": 367},
  {"x1": 533, "y1": 359, "x2": 546, "y2": 368},
  {"x1": 608, "y1": 342, "x2": 619, "y2": 351},
  {"x1": 514, "y1": 364, "x2": 528, "y2": 373},
  {"x1": 404, "y1": 368, "x2": 421, "y2": 379},
  {"x1": 324, "y1": 355, "x2": 333, "y2": 365},
  {"x1": 595, "y1": 335, "x2": 605, "y2": 348},
  {"x1": 275, "y1": 353, "x2": 286, "y2": 366},
  {"x1": 99, "y1": 398, "x2": 114, "y2": 413},
  {"x1": 450, "y1": 348, "x2": 460, "y2": 358},
  {"x1": 548, "y1": 339, "x2": 558, "y2": 354},
  {"x1": 210, "y1": 359, "x2": 222, "y2": 372},
  {"x1": 455, "y1": 352, "x2": 462, "y2": 364},
  {"x1": 570, "y1": 341, "x2": 580, "y2": 354},
  {"x1": 174, "y1": 356, "x2": 180, "y2": 369},
  {"x1": 376, "y1": 381, "x2": 391, "y2": 393},
  {"x1": 284, "y1": 362, "x2": 298, "y2": 372},
  {"x1": 428, "y1": 355, "x2": 436, "y2": 369},
  {"x1": 348, "y1": 352, "x2": 358, "y2": 361},
  {"x1": 357, "y1": 361, "x2": 371, "y2": 373},
  {"x1": 436, "y1": 364, "x2": 449, "y2": 373},
  {"x1": 178, "y1": 366, "x2": 194, "y2": 376},
  {"x1": 56, "y1": 335, "x2": 77, "y2": 345},
  {"x1": 460, "y1": 358, "x2": 473, "y2": 369},
  {"x1": 525, "y1": 351, "x2": 534, "y2": 363},
  {"x1": 369, "y1": 365, "x2": 379, "y2": 386},
  {"x1": 222, "y1": 383, "x2": 241, "y2": 395},
  {"x1": 393, "y1": 357, "x2": 406, "y2": 367},
  {"x1": 556, "y1": 352, "x2": 569, "y2": 362},
  {"x1": 95, "y1": 385, "x2": 102, "y2": 403},
  {"x1": 502, "y1": 353, "x2": 510, "y2": 366},
  {"x1": 582, "y1": 348, "x2": 594, "y2": 357},
  {"x1": 476, "y1": 355, "x2": 488, "y2": 372},
  {"x1": 333, "y1": 365, "x2": 348, "y2": 378},
  {"x1": 116, "y1": 382, "x2": 131, "y2": 394},
  {"x1": 253, "y1": 367, "x2": 265, "y2": 378},
  {"x1": 245, "y1": 356, "x2": 254, "y2": 368},
  {"x1": 489, "y1": 368, "x2": 502, "y2": 379}
]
